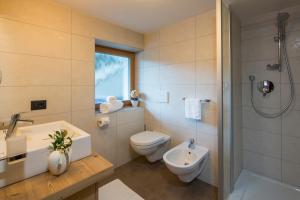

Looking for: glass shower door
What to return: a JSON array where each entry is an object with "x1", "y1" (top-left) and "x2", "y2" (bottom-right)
[{"x1": 217, "y1": 0, "x2": 232, "y2": 199}]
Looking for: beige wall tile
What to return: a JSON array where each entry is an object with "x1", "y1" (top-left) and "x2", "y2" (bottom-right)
[
  {"x1": 160, "y1": 123, "x2": 196, "y2": 147},
  {"x1": 242, "y1": 106, "x2": 281, "y2": 135},
  {"x1": 196, "y1": 132, "x2": 218, "y2": 186},
  {"x1": 160, "y1": 62, "x2": 196, "y2": 85},
  {"x1": 243, "y1": 150, "x2": 281, "y2": 180},
  {"x1": 282, "y1": 161, "x2": 300, "y2": 187},
  {"x1": 241, "y1": 36, "x2": 277, "y2": 62},
  {"x1": 30, "y1": 112, "x2": 72, "y2": 125},
  {"x1": 71, "y1": 86, "x2": 94, "y2": 111},
  {"x1": 196, "y1": 108, "x2": 218, "y2": 135},
  {"x1": 72, "y1": 11, "x2": 143, "y2": 50},
  {"x1": 117, "y1": 107, "x2": 144, "y2": 125},
  {"x1": 71, "y1": 34, "x2": 95, "y2": 61},
  {"x1": 71, "y1": 11, "x2": 115, "y2": 41},
  {"x1": 283, "y1": 110, "x2": 300, "y2": 138},
  {"x1": 71, "y1": 60, "x2": 94, "y2": 86},
  {"x1": 143, "y1": 101, "x2": 161, "y2": 124},
  {"x1": 117, "y1": 120, "x2": 144, "y2": 167},
  {"x1": 160, "y1": 17, "x2": 196, "y2": 46},
  {"x1": 243, "y1": 128, "x2": 281, "y2": 158},
  {"x1": 0, "y1": 0, "x2": 71, "y2": 32},
  {"x1": 282, "y1": 136, "x2": 300, "y2": 164},
  {"x1": 143, "y1": 48, "x2": 160, "y2": 68},
  {"x1": 135, "y1": 52, "x2": 144, "y2": 87},
  {"x1": 196, "y1": 34, "x2": 216, "y2": 60},
  {"x1": 0, "y1": 18, "x2": 71, "y2": 58},
  {"x1": 71, "y1": 109, "x2": 96, "y2": 135},
  {"x1": 160, "y1": 39, "x2": 195, "y2": 66},
  {"x1": 196, "y1": 9, "x2": 216, "y2": 37},
  {"x1": 0, "y1": 52, "x2": 71, "y2": 86},
  {"x1": 196, "y1": 59, "x2": 217, "y2": 85},
  {"x1": 115, "y1": 27, "x2": 144, "y2": 50},
  {"x1": 0, "y1": 86, "x2": 71, "y2": 119},
  {"x1": 144, "y1": 32, "x2": 160, "y2": 49},
  {"x1": 93, "y1": 125, "x2": 118, "y2": 166},
  {"x1": 143, "y1": 66, "x2": 160, "y2": 85}
]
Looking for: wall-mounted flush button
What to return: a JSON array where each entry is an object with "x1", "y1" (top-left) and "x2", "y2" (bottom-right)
[{"x1": 31, "y1": 100, "x2": 47, "y2": 110}]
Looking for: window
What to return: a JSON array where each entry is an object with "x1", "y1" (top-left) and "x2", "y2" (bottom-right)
[{"x1": 95, "y1": 46, "x2": 135, "y2": 108}]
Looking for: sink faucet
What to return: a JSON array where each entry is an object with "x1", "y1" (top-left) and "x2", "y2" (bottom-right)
[
  {"x1": 4, "y1": 113, "x2": 34, "y2": 139},
  {"x1": 188, "y1": 138, "x2": 195, "y2": 149}
]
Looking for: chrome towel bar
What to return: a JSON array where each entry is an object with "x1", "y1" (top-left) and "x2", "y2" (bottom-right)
[{"x1": 182, "y1": 97, "x2": 211, "y2": 103}]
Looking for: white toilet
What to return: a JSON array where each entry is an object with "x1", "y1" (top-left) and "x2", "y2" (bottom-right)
[
  {"x1": 163, "y1": 141, "x2": 208, "y2": 183},
  {"x1": 130, "y1": 131, "x2": 170, "y2": 162}
]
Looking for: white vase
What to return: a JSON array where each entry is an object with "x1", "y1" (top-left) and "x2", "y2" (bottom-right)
[
  {"x1": 48, "y1": 150, "x2": 71, "y2": 175},
  {"x1": 131, "y1": 100, "x2": 139, "y2": 107}
]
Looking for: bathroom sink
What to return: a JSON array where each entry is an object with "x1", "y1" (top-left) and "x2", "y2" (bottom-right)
[{"x1": 0, "y1": 121, "x2": 92, "y2": 188}]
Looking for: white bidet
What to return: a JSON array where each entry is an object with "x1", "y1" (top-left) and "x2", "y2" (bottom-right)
[{"x1": 163, "y1": 141, "x2": 208, "y2": 182}]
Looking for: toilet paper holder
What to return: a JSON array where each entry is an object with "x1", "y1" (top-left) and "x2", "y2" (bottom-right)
[{"x1": 97, "y1": 117, "x2": 110, "y2": 129}]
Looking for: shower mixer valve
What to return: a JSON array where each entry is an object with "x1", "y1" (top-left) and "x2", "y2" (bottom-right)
[
  {"x1": 258, "y1": 80, "x2": 274, "y2": 97},
  {"x1": 249, "y1": 75, "x2": 274, "y2": 97}
]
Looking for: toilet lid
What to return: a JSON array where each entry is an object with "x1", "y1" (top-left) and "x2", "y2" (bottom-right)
[{"x1": 130, "y1": 131, "x2": 169, "y2": 146}]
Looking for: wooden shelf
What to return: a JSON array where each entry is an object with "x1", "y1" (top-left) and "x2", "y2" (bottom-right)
[{"x1": 0, "y1": 154, "x2": 113, "y2": 200}]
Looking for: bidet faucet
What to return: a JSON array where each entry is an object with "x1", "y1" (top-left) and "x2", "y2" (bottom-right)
[
  {"x1": 188, "y1": 138, "x2": 195, "y2": 149},
  {"x1": 4, "y1": 113, "x2": 34, "y2": 139}
]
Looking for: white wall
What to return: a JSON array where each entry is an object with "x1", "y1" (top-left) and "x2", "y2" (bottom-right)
[
  {"x1": 136, "y1": 9, "x2": 218, "y2": 186},
  {"x1": 0, "y1": 0, "x2": 144, "y2": 167},
  {"x1": 241, "y1": 4, "x2": 300, "y2": 187}
]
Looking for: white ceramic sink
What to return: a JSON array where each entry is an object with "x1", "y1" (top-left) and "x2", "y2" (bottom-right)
[{"x1": 0, "y1": 121, "x2": 91, "y2": 188}]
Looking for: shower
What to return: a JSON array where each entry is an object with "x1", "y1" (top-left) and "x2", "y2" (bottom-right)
[{"x1": 249, "y1": 12, "x2": 295, "y2": 118}]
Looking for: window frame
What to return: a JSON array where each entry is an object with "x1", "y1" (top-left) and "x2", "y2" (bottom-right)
[{"x1": 94, "y1": 45, "x2": 135, "y2": 111}]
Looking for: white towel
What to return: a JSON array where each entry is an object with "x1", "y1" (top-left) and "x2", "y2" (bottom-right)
[
  {"x1": 184, "y1": 98, "x2": 201, "y2": 120},
  {"x1": 106, "y1": 96, "x2": 117, "y2": 103},
  {"x1": 100, "y1": 100, "x2": 124, "y2": 113}
]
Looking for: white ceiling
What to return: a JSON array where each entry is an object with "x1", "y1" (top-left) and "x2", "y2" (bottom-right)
[
  {"x1": 54, "y1": 0, "x2": 215, "y2": 33},
  {"x1": 228, "y1": 0, "x2": 300, "y2": 21}
]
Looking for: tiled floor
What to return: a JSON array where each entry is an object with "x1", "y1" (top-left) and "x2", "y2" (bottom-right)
[{"x1": 102, "y1": 157, "x2": 218, "y2": 200}]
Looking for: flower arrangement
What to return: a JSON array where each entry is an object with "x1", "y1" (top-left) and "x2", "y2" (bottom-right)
[
  {"x1": 48, "y1": 130, "x2": 72, "y2": 154},
  {"x1": 130, "y1": 90, "x2": 139, "y2": 101}
]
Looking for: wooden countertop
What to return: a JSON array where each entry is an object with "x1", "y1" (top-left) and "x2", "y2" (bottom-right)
[{"x1": 0, "y1": 154, "x2": 113, "y2": 200}]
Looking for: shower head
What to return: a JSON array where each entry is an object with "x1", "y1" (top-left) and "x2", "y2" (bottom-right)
[{"x1": 277, "y1": 12, "x2": 290, "y2": 24}]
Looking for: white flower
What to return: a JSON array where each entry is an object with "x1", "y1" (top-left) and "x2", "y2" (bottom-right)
[{"x1": 130, "y1": 90, "x2": 139, "y2": 99}]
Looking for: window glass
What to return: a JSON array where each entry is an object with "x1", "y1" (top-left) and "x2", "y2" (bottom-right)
[{"x1": 95, "y1": 52, "x2": 130, "y2": 103}]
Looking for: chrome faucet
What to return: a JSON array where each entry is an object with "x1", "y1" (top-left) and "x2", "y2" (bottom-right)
[
  {"x1": 188, "y1": 138, "x2": 195, "y2": 149},
  {"x1": 4, "y1": 113, "x2": 34, "y2": 139}
]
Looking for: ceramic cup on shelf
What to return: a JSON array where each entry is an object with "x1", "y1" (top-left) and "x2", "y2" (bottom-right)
[{"x1": 48, "y1": 150, "x2": 71, "y2": 175}]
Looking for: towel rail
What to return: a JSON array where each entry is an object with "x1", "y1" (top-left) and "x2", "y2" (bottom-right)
[{"x1": 182, "y1": 97, "x2": 211, "y2": 103}]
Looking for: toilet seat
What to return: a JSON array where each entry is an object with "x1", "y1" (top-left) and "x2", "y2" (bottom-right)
[
  {"x1": 130, "y1": 131, "x2": 169, "y2": 147},
  {"x1": 130, "y1": 131, "x2": 170, "y2": 162}
]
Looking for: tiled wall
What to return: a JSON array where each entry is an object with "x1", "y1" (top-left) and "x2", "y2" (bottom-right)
[
  {"x1": 241, "y1": 5, "x2": 300, "y2": 187},
  {"x1": 136, "y1": 10, "x2": 218, "y2": 186},
  {"x1": 0, "y1": 0, "x2": 144, "y2": 167}
]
